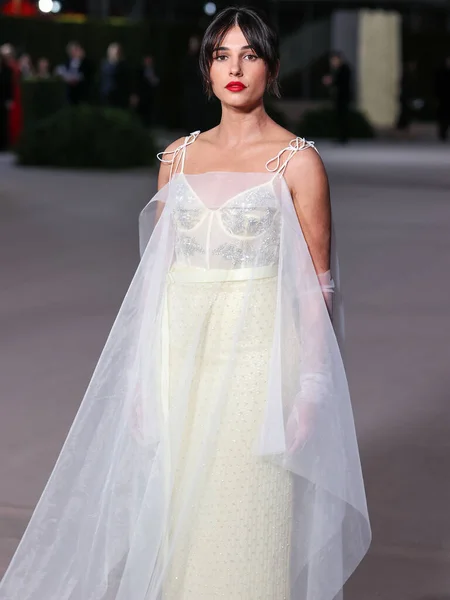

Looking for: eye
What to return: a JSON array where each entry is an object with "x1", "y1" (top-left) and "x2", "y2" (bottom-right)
[
  {"x1": 244, "y1": 54, "x2": 259, "y2": 61},
  {"x1": 214, "y1": 54, "x2": 228, "y2": 61}
]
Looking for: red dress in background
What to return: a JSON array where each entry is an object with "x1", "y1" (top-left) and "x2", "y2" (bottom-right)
[
  {"x1": 1, "y1": 0, "x2": 35, "y2": 147},
  {"x1": 1, "y1": 0, "x2": 38, "y2": 14},
  {"x1": 7, "y1": 59, "x2": 23, "y2": 147}
]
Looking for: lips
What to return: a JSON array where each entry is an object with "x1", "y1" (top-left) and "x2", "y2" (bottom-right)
[{"x1": 225, "y1": 81, "x2": 246, "y2": 92}]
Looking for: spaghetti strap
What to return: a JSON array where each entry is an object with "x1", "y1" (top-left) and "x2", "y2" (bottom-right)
[
  {"x1": 157, "y1": 130, "x2": 201, "y2": 181},
  {"x1": 266, "y1": 137, "x2": 318, "y2": 177}
]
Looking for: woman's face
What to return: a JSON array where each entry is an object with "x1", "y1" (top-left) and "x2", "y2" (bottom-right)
[{"x1": 209, "y1": 26, "x2": 269, "y2": 108}]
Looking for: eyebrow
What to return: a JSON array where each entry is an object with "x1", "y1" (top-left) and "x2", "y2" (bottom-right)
[{"x1": 213, "y1": 45, "x2": 254, "y2": 52}]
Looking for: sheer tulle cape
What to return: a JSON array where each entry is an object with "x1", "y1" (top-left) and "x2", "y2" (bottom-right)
[{"x1": 0, "y1": 172, "x2": 370, "y2": 600}]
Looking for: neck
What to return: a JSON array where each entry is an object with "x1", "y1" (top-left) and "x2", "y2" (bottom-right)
[{"x1": 215, "y1": 101, "x2": 272, "y2": 147}]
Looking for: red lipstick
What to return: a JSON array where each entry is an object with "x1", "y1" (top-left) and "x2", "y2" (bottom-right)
[{"x1": 226, "y1": 81, "x2": 246, "y2": 92}]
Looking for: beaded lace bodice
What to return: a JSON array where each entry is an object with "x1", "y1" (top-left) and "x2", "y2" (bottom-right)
[
  {"x1": 158, "y1": 131, "x2": 316, "y2": 270},
  {"x1": 171, "y1": 175, "x2": 280, "y2": 269}
]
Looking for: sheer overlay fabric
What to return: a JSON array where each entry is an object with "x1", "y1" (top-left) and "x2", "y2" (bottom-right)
[{"x1": 0, "y1": 133, "x2": 370, "y2": 600}]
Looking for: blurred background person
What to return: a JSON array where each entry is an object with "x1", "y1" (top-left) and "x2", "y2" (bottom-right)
[
  {"x1": 0, "y1": 43, "x2": 23, "y2": 147},
  {"x1": 18, "y1": 53, "x2": 34, "y2": 79},
  {"x1": 0, "y1": 53, "x2": 13, "y2": 151},
  {"x1": 59, "y1": 41, "x2": 91, "y2": 105},
  {"x1": 100, "y1": 42, "x2": 132, "y2": 109},
  {"x1": 435, "y1": 56, "x2": 450, "y2": 142},
  {"x1": 134, "y1": 54, "x2": 159, "y2": 127},
  {"x1": 396, "y1": 60, "x2": 419, "y2": 136},
  {"x1": 323, "y1": 51, "x2": 352, "y2": 144},
  {"x1": 36, "y1": 57, "x2": 51, "y2": 80},
  {"x1": 182, "y1": 34, "x2": 207, "y2": 133}
]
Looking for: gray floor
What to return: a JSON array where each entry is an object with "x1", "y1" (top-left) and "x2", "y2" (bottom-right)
[{"x1": 1, "y1": 142, "x2": 450, "y2": 598}]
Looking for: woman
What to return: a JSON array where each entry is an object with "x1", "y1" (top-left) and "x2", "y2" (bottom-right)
[
  {"x1": 0, "y1": 7, "x2": 370, "y2": 600},
  {"x1": 0, "y1": 44, "x2": 23, "y2": 147},
  {"x1": 0, "y1": 54, "x2": 13, "y2": 151}
]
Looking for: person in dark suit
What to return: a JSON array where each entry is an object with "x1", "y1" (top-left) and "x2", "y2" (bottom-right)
[
  {"x1": 435, "y1": 56, "x2": 450, "y2": 141},
  {"x1": 135, "y1": 55, "x2": 160, "y2": 127},
  {"x1": 61, "y1": 41, "x2": 92, "y2": 105},
  {"x1": 323, "y1": 51, "x2": 352, "y2": 144},
  {"x1": 396, "y1": 60, "x2": 418, "y2": 134},
  {"x1": 0, "y1": 54, "x2": 13, "y2": 151},
  {"x1": 100, "y1": 43, "x2": 132, "y2": 110}
]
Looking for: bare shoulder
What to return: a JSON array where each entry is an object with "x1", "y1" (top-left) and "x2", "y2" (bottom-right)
[
  {"x1": 273, "y1": 126, "x2": 322, "y2": 166},
  {"x1": 283, "y1": 139, "x2": 329, "y2": 203},
  {"x1": 160, "y1": 135, "x2": 187, "y2": 157},
  {"x1": 264, "y1": 125, "x2": 318, "y2": 163},
  {"x1": 157, "y1": 135, "x2": 186, "y2": 190}
]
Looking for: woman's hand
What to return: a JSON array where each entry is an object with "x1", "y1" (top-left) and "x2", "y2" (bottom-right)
[{"x1": 286, "y1": 399, "x2": 315, "y2": 455}]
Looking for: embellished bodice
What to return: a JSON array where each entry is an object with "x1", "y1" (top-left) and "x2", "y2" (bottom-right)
[
  {"x1": 171, "y1": 174, "x2": 281, "y2": 269},
  {"x1": 156, "y1": 130, "x2": 317, "y2": 271}
]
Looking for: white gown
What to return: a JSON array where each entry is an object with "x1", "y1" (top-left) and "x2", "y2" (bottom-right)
[{"x1": 0, "y1": 132, "x2": 371, "y2": 600}]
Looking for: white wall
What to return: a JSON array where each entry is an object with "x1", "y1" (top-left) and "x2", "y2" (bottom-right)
[
  {"x1": 331, "y1": 9, "x2": 402, "y2": 128},
  {"x1": 357, "y1": 9, "x2": 402, "y2": 127}
]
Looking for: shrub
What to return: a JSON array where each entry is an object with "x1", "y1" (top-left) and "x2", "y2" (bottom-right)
[
  {"x1": 21, "y1": 79, "x2": 67, "y2": 132},
  {"x1": 296, "y1": 106, "x2": 375, "y2": 140},
  {"x1": 17, "y1": 105, "x2": 156, "y2": 169}
]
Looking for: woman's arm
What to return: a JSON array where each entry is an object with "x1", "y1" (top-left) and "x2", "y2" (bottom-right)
[
  {"x1": 285, "y1": 147, "x2": 331, "y2": 274},
  {"x1": 285, "y1": 147, "x2": 334, "y2": 315},
  {"x1": 283, "y1": 148, "x2": 335, "y2": 454},
  {"x1": 286, "y1": 148, "x2": 334, "y2": 316}
]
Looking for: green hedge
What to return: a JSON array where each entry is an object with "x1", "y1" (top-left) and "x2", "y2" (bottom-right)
[
  {"x1": 21, "y1": 79, "x2": 67, "y2": 131},
  {"x1": 296, "y1": 106, "x2": 375, "y2": 139},
  {"x1": 17, "y1": 105, "x2": 156, "y2": 169}
]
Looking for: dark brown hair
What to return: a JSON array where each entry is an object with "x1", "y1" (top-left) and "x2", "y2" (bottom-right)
[{"x1": 199, "y1": 6, "x2": 280, "y2": 99}]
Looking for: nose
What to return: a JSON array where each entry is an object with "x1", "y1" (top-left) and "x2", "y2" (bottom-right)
[{"x1": 229, "y1": 57, "x2": 242, "y2": 77}]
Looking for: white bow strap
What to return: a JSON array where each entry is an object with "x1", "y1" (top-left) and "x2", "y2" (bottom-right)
[
  {"x1": 156, "y1": 130, "x2": 201, "y2": 180},
  {"x1": 266, "y1": 137, "x2": 317, "y2": 176}
]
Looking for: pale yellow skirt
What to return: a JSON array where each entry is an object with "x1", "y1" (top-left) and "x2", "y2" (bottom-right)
[{"x1": 162, "y1": 266, "x2": 293, "y2": 600}]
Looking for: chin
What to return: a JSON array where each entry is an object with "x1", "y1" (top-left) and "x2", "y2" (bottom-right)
[{"x1": 221, "y1": 93, "x2": 264, "y2": 110}]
